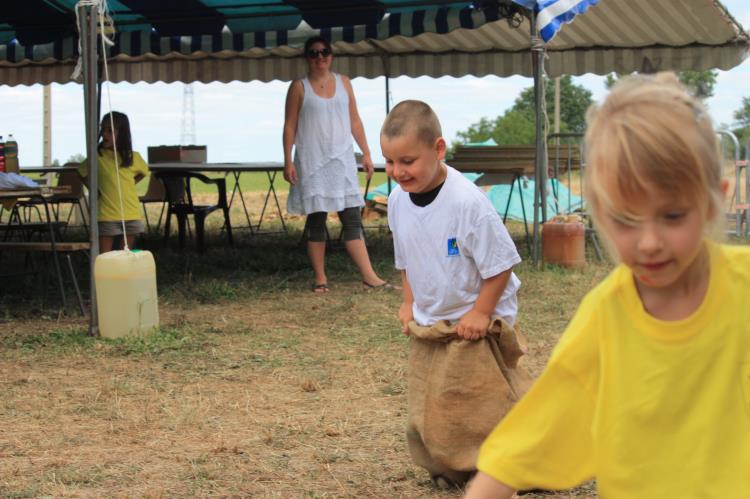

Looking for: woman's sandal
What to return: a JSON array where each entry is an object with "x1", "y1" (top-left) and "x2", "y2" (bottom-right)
[
  {"x1": 362, "y1": 281, "x2": 395, "y2": 290},
  {"x1": 311, "y1": 283, "x2": 329, "y2": 293}
]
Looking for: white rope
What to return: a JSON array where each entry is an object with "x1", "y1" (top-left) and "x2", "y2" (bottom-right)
[
  {"x1": 71, "y1": 0, "x2": 114, "y2": 81},
  {"x1": 73, "y1": 1, "x2": 130, "y2": 249},
  {"x1": 536, "y1": 43, "x2": 559, "y2": 216}
]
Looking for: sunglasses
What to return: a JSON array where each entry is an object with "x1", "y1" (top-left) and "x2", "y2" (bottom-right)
[{"x1": 305, "y1": 48, "x2": 332, "y2": 59}]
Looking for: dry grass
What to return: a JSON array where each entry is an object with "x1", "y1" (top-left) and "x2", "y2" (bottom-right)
[{"x1": 0, "y1": 190, "x2": 612, "y2": 498}]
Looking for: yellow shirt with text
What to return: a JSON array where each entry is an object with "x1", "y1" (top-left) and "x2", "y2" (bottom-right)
[
  {"x1": 78, "y1": 149, "x2": 149, "y2": 222},
  {"x1": 477, "y1": 242, "x2": 750, "y2": 497}
]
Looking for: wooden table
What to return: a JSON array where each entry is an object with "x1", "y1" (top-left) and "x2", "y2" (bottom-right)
[
  {"x1": 0, "y1": 186, "x2": 87, "y2": 314},
  {"x1": 0, "y1": 185, "x2": 72, "y2": 212},
  {"x1": 19, "y1": 166, "x2": 79, "y2": 174}
]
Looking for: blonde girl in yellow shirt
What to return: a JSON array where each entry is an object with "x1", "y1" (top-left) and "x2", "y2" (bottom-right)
[
  {"x1": 79, "y1": 111, "x2": 149, "y2": 252},
  {"x1": 465, "y1": 73, "x2": 750, "y2": 497}
]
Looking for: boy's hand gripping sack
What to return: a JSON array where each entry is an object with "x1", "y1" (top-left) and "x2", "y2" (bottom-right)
[{"x1": 406, "y1": 317, "x2": 533, "y2": 483}]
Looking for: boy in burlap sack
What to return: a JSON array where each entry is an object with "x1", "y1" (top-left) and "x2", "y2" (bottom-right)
[{"x1": 381, "y1": 100, "x2": 531, "y2": 489}]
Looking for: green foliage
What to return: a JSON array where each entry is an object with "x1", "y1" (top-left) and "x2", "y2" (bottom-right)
[
  {"x1": 454, "y1": 76, "x2": 591, "y2": 148},
  {"x1": 604, "y1": 73, "x2": 618, "y2": 89},
  {"x1": 105, "y1": 327, "x2": 208, "y2": 356},
  {"x1": 2, "y1": 328, "x2": 94, "y2": 351},
  {"x1": 728, "y1": 96, "x2": 750, "y2": 148},
  {"x1": 604, "y1": 70, "x2": 718, "y2": 100},
  {"x1": 66, "y1": 153, "x2": 86, "y2": 164},
  {"x1": 2, "y1": 325, "x2": 210, "y2": 357},
  {"x1": 738, "y1": 127, "x2": 750, "y2": 146},
  {"x1": 512, "y1": 75, "x2": 592, "y2": 134},
  {"x1": 679, "y1": 70, "x2": 717, "y2": 100},
  {"x1": 455, "y1": 109, "x2": 537, "y2": 147},
  {"x1": 455, "y1": 116, "x2": 497, "y2": 145},
  {"x1": 50, "y1": 154, "x2": 84, "y2": 167},
  {"x1": 733, "y1": 96, "x2": 750, "y2": 128},
  {"x1": 494, "y1": 110, "x2": 539, "y2": 144}
]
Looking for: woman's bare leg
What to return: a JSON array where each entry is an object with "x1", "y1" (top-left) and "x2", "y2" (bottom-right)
[
  {"x1": 344, "y1": 238, "x2": 386, "y2": 286},
  {"x1": 307, "y1": 241, "x2": 328, "y2": 287}
]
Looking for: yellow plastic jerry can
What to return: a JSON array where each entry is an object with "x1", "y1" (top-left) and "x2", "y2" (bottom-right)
[{"x1": 94, "y1": 249, "x2": 159, "y2": 338}]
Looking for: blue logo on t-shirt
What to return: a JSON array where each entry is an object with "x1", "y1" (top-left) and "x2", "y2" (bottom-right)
[{"x1": 447, "y1": 238, "x2": 459, "y2": 257}]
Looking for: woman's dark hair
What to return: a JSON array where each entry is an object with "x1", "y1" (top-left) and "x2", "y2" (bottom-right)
[
  {"x1": 98, "y1": 111, "x2": 133, "y2": 167},
  {"x1": 303, "y1": 35, "x2": 332, "y2": 55}
]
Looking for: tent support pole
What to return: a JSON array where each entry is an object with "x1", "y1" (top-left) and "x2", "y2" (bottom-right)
[
  {"x1": 531, "y1": 11, "x2": 547, "y2": 266},
  {"x1": 79, "y1": 3, "x2": 100, "y2": 336}
]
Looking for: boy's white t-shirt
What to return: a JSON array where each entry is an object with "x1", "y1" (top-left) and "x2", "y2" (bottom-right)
[{"x1": 388, "y1": 165, "x2": 522, "y2": 326}]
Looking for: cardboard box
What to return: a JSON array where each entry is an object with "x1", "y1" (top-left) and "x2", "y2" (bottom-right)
[{"x1": 148, "y1": 145, "x2": 207, "y2": 163}]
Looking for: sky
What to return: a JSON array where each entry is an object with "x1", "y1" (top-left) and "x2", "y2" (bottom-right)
[{"x1": 2, "y1": 0, "x2": 750, "y2": 167}]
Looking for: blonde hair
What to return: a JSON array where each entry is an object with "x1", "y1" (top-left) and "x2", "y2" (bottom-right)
[
  {"x1": 584, "y1": 72, "x2": 723, "y2": 242},
  {"x1": 381, "y1": 100, "x2": 442, "y2": 147}
]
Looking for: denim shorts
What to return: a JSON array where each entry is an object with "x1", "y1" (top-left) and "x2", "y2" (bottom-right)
[{"x1": 98, "y1": 220, "x2": 145, "y2": 237}]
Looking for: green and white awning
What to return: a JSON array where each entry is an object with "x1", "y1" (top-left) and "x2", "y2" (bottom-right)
[{"x1": 0, "y1": 0, "x2": 747, "y2": 85}]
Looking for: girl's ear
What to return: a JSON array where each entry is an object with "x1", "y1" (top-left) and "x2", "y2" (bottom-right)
[
  {"x1": 435, "y1": 137, "x2": 447, "y2": 161},
  {"x1": 706, "y1": 180, "x2": 730, "y2": 222},
  {"x1": 720, "y1": 179, "x2": 730, "y2": 198}
]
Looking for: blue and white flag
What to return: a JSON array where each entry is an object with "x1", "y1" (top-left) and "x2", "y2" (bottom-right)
[{"x1": 512, "y1": 0, "x2": 600, "y2": 42}]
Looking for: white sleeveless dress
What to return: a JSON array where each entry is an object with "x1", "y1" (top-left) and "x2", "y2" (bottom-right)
[{"x1": 287, "y1": 73, "x2": 364, "y2": 215}]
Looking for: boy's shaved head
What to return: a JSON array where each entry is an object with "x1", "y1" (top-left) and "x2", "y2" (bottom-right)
[{"x1": 381, "y1": 100, "x2": 442, "y2": 146}]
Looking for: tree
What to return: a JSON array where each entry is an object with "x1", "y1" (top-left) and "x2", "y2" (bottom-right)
[
  {"x1": 453, "y1": 76, "x2": 592, "y2": 149},
  {"x1": 733, "y1": 96, "x2": 750, "y2": 128},
  {"x1": 65, "y1": 153, "x2": 86, "y2": 165},
  {"x1": 731, "y1": 96, "x2": 750, "y2": 147},
  {"x1": 512, "y1": 75, "x2": 592, "y2": 134},
  {"x1": 679, "y1": 70, "x2": 717, "y2": 100},
  {"x1": 455, "y1": 116, "x2": 498, "y2": 145},
  {"x1": 604, "y1": 73, "x2": 618, "y2": 90},
  {"x1": 604, "y1": 70, "x2": 717, "y2": 100},
  {"x1": 454, "y1": 110, "x2": 536, "y2": 147}
]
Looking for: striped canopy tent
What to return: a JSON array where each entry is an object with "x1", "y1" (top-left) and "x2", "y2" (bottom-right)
[{"x1": 0, "y1": 0, "x2": 747, "y2": 86}]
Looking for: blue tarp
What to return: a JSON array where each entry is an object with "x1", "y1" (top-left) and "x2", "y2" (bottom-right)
[
  {"x1": 486, "y1": 178, "x2": 583, "y2": 222},
  {"x1": 366, "y1": 175, "x2": 583, "y2": 222}
]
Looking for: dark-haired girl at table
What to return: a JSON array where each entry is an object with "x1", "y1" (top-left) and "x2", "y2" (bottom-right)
[{"x1": 79, "y1": 111, "x2": 149, "y2": 253}]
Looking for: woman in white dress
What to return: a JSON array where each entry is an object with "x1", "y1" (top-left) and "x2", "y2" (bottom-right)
[{"x1": 283, "y1": 36, "x2": 389, "y2": 293}]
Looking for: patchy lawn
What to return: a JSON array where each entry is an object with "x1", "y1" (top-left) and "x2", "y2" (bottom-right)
[{"x1": 1, "y1": 191, "x2": 608, "y2": 498}]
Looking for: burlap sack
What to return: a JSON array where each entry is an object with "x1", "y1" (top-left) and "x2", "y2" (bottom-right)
[{"x1": 406, "y1": 317, "x2": 533, "y2": 483}]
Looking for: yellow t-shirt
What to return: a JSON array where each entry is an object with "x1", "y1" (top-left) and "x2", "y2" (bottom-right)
[
  {"x1": 79, "y1": 149, "x2": 149, "y2": 222},
  {"x1": 477, "y1": 242, "x2": 750, "y2": 497}
]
